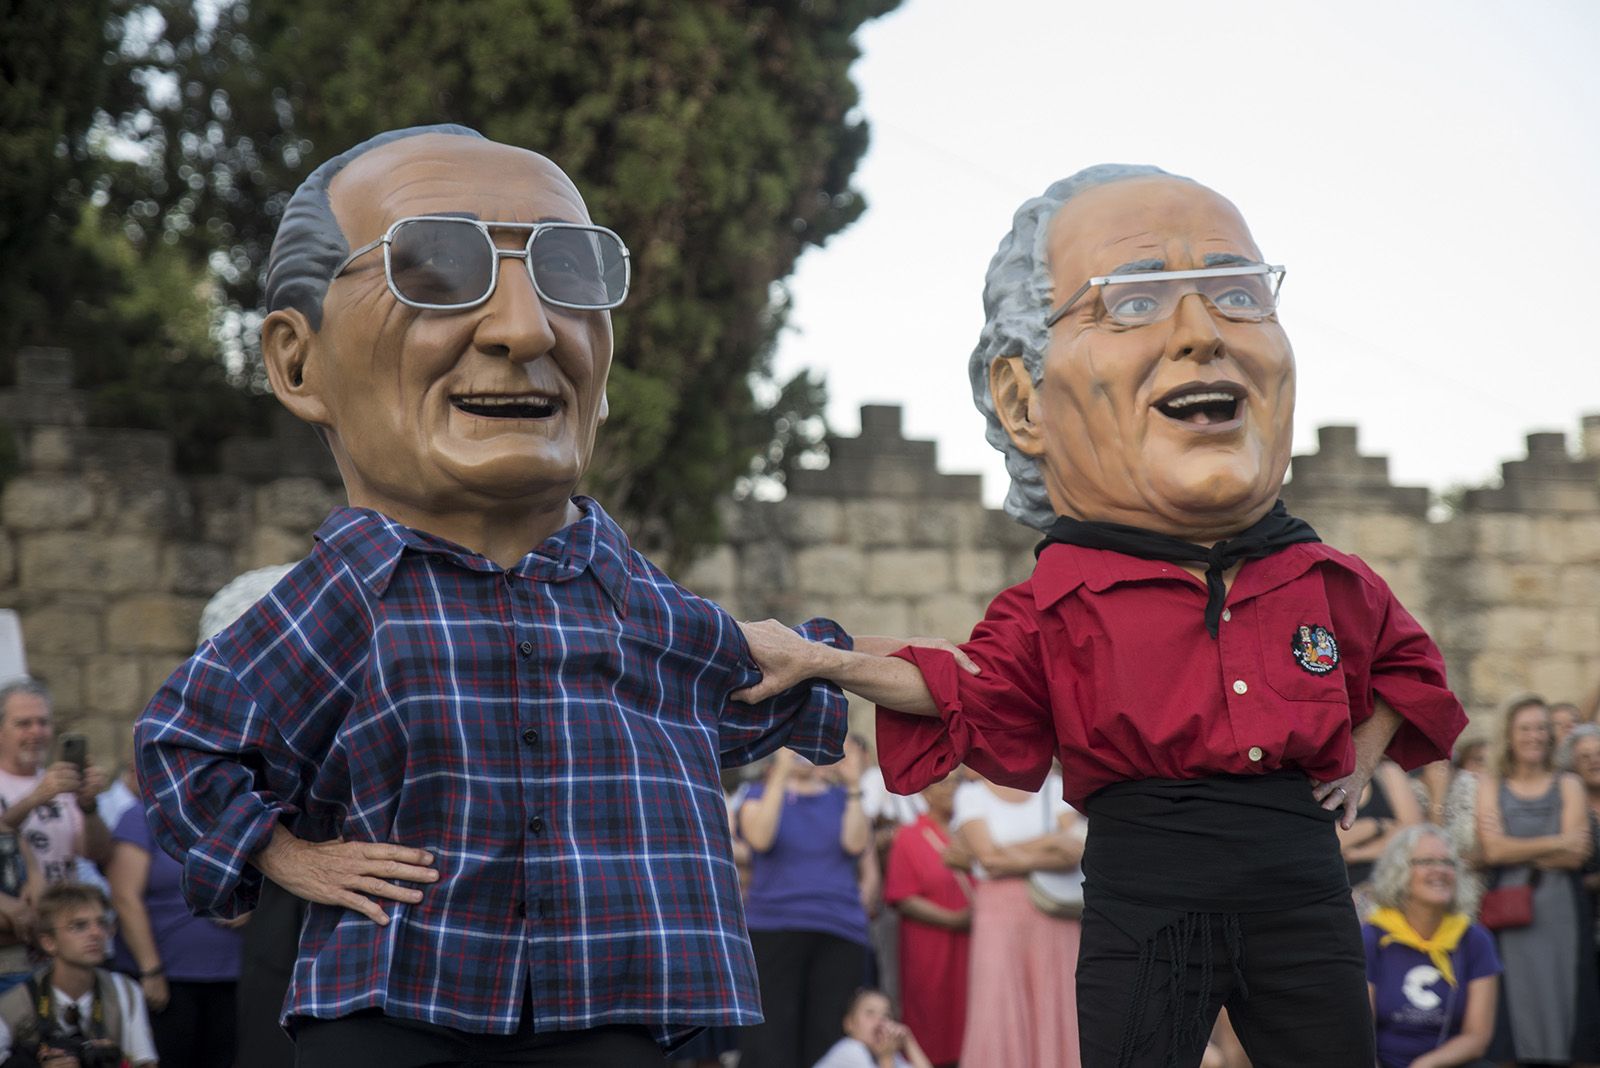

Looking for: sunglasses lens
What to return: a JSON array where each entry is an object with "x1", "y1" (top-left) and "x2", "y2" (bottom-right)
[
  {"x1": 531, "y1": 226, "x2": 628, "y2": 308},
  {"x1": 388, "y1": 219, "x2": 493, "y2": 307}
]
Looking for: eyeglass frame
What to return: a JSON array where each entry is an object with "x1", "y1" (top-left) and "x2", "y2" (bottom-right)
[
  {"x1": 1044, "y1": 263, "x2": 1286, "y2": 329},
  {"x1": 332, "y1": 214, "x2": 633, "y2": 313}
]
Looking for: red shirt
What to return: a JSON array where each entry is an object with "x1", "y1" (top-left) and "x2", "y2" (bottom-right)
[
  {"x1": 877, "y1": 543, "x2": 1465, "y2": 809},
  {"x1": 884, "y1": 815, "x2": 971, "y2": 1064}
]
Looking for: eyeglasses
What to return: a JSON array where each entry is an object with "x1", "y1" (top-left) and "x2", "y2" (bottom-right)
[
  {"x1": 333, "y1": 215, "x2": 631, "y2": 312},
  {"x1": 53, "y1": 913, "x2": 116, "y2": 936},
  {"x1": 1408, "y1": 857, "x2": 1455, "y2": 869},
  {"x1": 1046, "y1": 263, "x2": 1286, "y2": 328}
]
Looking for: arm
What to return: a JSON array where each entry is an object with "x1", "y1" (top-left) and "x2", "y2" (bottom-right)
[
  {"x1": 892, "y1": 894, "x2": 971, "y2": 931},
  {"x1": 1475, "y1": 775, "x2": 1585, "y2": 866},
  {"x1": 0, "y1": 763, "x2": 81, "y2": 831},
  {"x1": 735, "y1": 623, "x2": 942, "y2": 714},
  {"x1": 956, "y1": 818, "x2": 1082, "y2": 878},
  {"x1": 1534, "y1": 775, "x2": 1593, "y2": 871},
  {"x1": 857, "y1": 841, "x2": 881, "y2": 917},
  {"x1": 106, "y1": 840, "x2": 168, "y2": 1013},
  {"x1": 1313, "y1": 700, "x2": 1403, "y2": 829},
  {"x1": 1410, "y1": 974, "x2": 1497, "y2": 1068},
  {"x1": 75, "y1": 766, "x2": 112, "y2": 867},
  {"x1": 738, "y1": 753, "x2": 792, "y2": 853},
  {"x1": 838, "y1": 744, "x2": 871, "y2": 857}
]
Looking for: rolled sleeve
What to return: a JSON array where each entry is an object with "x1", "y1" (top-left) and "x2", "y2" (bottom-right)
[
  {"x1": 1368, "y1": 591, "x2": 1467, "y2": 770},
  {"x1": 720, "y1": 616, "x2": 852, "y2": 768},
  {"x1": 136, "y1": 653, "x2": 307, "y2": 917},
  {"x1": 876, "y1": 590, "x2": 1057, "y2": 796}
]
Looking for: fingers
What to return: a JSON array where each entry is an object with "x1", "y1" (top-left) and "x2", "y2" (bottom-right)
[
  {"x1": 731, "y1": 681, "x2": 782, "y2": 705},
  {"x1": 950, "y1": 648, "x2": 981, "y2": 676},
  {"x1": 1341, "y1": 791, "x2": 1359, "y2": 831},
  {"x1": 334, "y1": 887, "x2": 394, "y2": 926}
]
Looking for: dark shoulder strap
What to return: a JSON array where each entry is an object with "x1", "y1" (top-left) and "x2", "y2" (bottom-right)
[{"x1": 93, "y1": 970, "x2": 124, "y2": 1047}]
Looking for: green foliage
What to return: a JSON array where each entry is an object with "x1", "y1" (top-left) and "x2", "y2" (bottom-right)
[{"x1": 94, "y1": 0, "x2": 899, "y2": 555}]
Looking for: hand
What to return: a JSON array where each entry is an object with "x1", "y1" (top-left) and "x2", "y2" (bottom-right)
[
  {"x1": 30, "y1": 762, "x2": 82, "y2": 804},
  {"x1": 1311, "y1": 765, "x2": 1373, "y2": 831},
  {"x1": 767, "y1": 747, "x2": 797, "y2": 784},
  {"x1": 38, "y1": 1046, "x2": 81, "y2": 1068},
  {"x1": 0, "y1": 895, "x2": 35, "y2": 943},
  {"x1": 253, "y1": 827, "x2": 439, "y2": 926},
  {"x1": 141, "y1": 973, "x2": 170, "y2": 1012},
  {"x1": 75, "y1": 763, "x2": 108, "y2": 808},
  {"x1": 213, "y1": 911, "x2": 252, "y2": 930},
  {"x1": 733, "y1": 620, "x2": 832, "y2": 704},
  {"x1": 837, "y1": 738, "x2": 866, "y2": 787},
  {"x1": 940, "y1": 837, "x2": 973, "y2": 871},
  {"x1": 871, "y1": 1019, "x2": 912, "y2": 1055},
  {"x1": 889, "y1": 636, "x2": 982, "y2": 677}
]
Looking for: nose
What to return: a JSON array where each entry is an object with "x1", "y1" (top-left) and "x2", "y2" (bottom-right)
[
  {"x1": 1163, "y1": 291, "x2": 1224, "y2": 364},
  {"x1": 471, "y1": 251, "x2": 558, "y2": 364}
]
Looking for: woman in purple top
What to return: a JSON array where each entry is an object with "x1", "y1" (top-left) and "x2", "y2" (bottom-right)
[
  {"x1": 737, "y1": 746, "x2": 872, "y2": 1068},
  {"x1": 107, "y1": 800, "x2": 244, "y2": 1068}
]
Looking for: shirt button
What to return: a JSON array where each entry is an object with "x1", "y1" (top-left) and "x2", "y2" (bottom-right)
[
  {"x1": 521, "y1": 727, "x2": 540, "y2": 745},
  {"x1": 517, "y1": 640, "x2": 534, "y2": 657},
  {"x1": 1221, "y1": 609, "x2": 1232, "y2": 623},
  {"x1": 528, "y1": 815, "x2": 545, "y2": 835},
  {"x1": 1248, "y1": 746, "x2": 1264, "y2": 761},
  {"x1": 1232, "y1": 679, "x2": 1248, "y2": 695}
]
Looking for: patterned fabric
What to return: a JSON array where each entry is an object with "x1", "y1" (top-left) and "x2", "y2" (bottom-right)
[{"x1": 137, "y1": 499, "x2": 849, "y2": 1046}]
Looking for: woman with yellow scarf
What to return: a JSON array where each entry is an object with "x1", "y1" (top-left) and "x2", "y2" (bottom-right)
[{"x1": 1363, "y1": 826, "x2": 1500, "y2": 1068}]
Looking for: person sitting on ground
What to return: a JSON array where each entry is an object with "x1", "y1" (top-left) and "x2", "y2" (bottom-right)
[
  {"x1": 1363, "y1": 825, "x2": 1499, "y2": 1068},
  {"x1": 0, "y1": 883, "x2": 156, "y2": 1068},
  {"x1": 811, "y1": 988, "x2": 933, "y2": 1068}
]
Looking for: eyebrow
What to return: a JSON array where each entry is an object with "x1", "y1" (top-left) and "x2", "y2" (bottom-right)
[
  {"x1": 1107, "y1": 258, "x2": 1165, "y2": 275},
  {"x1": 1202, "y1": 252, "x2": 1261, "y2": 267}
]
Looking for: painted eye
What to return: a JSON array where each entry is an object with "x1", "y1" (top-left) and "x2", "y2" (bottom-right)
[
  {"x1": 1109, "y1": 294, "x2": 1161, "y2": 320},
  {"x1": 1214, "y1": 287, "x2": 1262, "y2": 310}
]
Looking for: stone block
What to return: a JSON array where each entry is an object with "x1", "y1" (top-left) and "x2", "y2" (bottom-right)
[
  {"x1": 1, "y1": 477, "x2": 95, "y2": 531},
  {"x1": 1533, "y1": 515, "x2": 1600, "y2": 565},
  {"x1": 84, "y1": 655, "x2": 146, "y2": 715},
  {"x1": 1427, "y1": 518, "x2": 1474, "y2": 560},
  {"x1": 983, "y1": 508, "x2": 1044, "y2": 551},
  {"x1": 0, "y1": 534, "x2": 13, "y2": 587},
  {"x1": 1481, "y1": 607, "x2": 1551, "y2": 653},
  {"x1": 77, "y1": 429, "x2": 173, "y2": 476},
  {"x1": 954, "y1": 549, "x2": 1007, "y2": 596},
  {"x1": 717, "y1": 499, "x2": 778, "y2": 545},
  {"x1": 1472, "y1": 514, "x2": 1536, "y2": 558},
  {"x1": 1556, "y1": 567, "x2": 1600, "y2": 609},
  {"x1": 26, "y1": 654, "x2": 84, "y2": 711},
  {"x1": 106, "y1": 595, "x2": 204, "y2": 654},
  {"x1": 905, "y1": 501, "x2": 986, "y2": 549},
  {"x1": 244, "y1": 527, "x2": 313, "y2": 571},
  {"x1": 255, "y1": 478, "x2": 340, "y2": 535},
  {"x1": 827, "y1": 598, "x2": 911, "y2": 638},
  {"x1": 673, "y1": 545, "x2": 738, "y2": 597},
  {"x1": 793, "y1": 546, "x2": 868, "y2": 597},
  {"x1": 772, "y1": 498, "x2": 844, "y2": 546},
  {"x1": 843, "y1": 500, "x2": 910, "y2": 548},
  {"x1": 1528, "y1": 656, "x2": 1585, "y2": 703},
  {"x1": 737, "y1": 542, "x2": 795, "y2": 593},
  {"x1": 97, "y1": 478, "x2": 195, "y2": 536},
  {"x1": 1547, "y1": 608, "x2": 1600, "y2": 656},
  {"x1": 20, "y1": 603, "x2": 104, "y2": 654},
  {"x1": 1002, "y1": 548, "x2": 1039, "y2": 587},
  {"x1": 139, "y1": 655, "x2": 185, "y2": 705},
  {"x1": 866, "y1": 550, "x2": 953, "y2": 598},
  {"x1": 193, "y1": 477, "x2": 254, "y2": 544},
  {"x1": 1466, "y1": 653, "x2": 1535, "y2": 710},
  {"x1": 1350, "y1": 514, "x2": 1425, "y2": 560},
  {"x1": 28, "y1": 428, "x2": 77, "y2": 473},
  {"x1": 910, "y1": 593, "x2": 983, "y2": 641},
  {"x1": 162, "y1": 543, "x2": 239, "y2": 597},
  {"x1": 18, "y1": 534, "x2": 160, "y2": 594}
]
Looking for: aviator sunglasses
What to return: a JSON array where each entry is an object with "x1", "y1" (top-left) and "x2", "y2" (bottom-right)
[{"x1": 333, "y1": 215, "x2": 631, "y2": 312}]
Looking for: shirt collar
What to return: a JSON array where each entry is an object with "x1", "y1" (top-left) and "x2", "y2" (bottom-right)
[
  {"x1": 1031, "y1": 541, "x2": 1343, "y2": 611},
  {"x1": 314, "y1": 496, "x2": 633, "y2": 612}
]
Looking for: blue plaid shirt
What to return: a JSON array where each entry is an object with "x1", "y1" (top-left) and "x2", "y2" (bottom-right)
[{"x1": 136, "y1": 499, "x2": 849, "y2": 1045}]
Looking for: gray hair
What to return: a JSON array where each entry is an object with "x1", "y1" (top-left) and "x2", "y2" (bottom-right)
[
  {"x1": 1370, "y1": 824, "x2": 1466, "y2": 912},
  {"x1": 969, "y1": 164, "x2": 1187, "y2": 529},
  {"x1": 1557, "y1": 722, "x2": 1600, "y2": 773},
  {"x1": 198, "y1": 564, "x2": 298, "y2": 647},
  {"x1": 264, "y1": 124, "x2": 486, "y2": 329},
  {"x1": 0, "y1": 678, "x2": 50, "y2": 726}
]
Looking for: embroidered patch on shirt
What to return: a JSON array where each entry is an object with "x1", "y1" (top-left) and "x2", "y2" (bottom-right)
[{"x1": 1292, "y1": 623, "x2": 1340, "y2": 674}]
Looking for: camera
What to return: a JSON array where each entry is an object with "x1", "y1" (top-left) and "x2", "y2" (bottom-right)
[{"x1": 17, "y1": 1021, "x2": 124, "y2": 1068}]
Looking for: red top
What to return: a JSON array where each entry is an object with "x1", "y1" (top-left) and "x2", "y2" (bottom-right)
[
  {"x1": 884, "y1": 814, "x2": 971, "y2": 1064},
  {"x1": 877, "y1": 542, "x2": 1465, "y2": 809}
]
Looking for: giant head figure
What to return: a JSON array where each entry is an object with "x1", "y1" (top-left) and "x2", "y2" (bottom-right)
[
  {"x1": 971, "y1": 167, "x2": 1295, "y2": 543},
  {"x1": 260, "y1": 126, "x2": 629, "y2": 541}
]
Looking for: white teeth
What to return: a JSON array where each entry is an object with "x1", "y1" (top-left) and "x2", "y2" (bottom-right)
[
  {"x1": 1163, "y1": 391, "x2": 1238, "y2": 410},
  {"x1": 456, "y1": 395, "x2": 557, "y2": 406}
]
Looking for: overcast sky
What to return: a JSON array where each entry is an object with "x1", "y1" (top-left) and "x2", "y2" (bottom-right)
[{"x1": 772, "y1": 0, "x2": 1600, "y2": 508}]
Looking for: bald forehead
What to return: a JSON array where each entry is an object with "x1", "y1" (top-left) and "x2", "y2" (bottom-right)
[
  {"x1": 329, "y1": 135, "x2": 589, "y2": 242},
  {"x1": 1047, "y1": 177, "x2": 1261, "y2": 273}
]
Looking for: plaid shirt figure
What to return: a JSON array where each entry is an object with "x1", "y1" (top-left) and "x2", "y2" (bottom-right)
[{"x1": 136, "y1": 498, "x2": 850, "y2": 1048}]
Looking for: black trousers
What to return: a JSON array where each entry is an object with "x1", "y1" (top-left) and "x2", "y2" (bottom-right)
[
  {"x1": 1076, "y1": 892, "x2": 1375, "y2": 1068},
  {"x1": 739, "y1": 929, "x2": 870, "y2": 1068},
  {"x1": 149, "y1": 979, "x2": 237, "y2": 1068},
  {"x1": 293, "y1": 1012, "x2": 665, "y2": 1068}
]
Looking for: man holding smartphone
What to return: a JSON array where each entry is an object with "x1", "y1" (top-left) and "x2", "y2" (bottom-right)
[{"x1": 0, "y1": 680, "x2": 110, "y2": 886}]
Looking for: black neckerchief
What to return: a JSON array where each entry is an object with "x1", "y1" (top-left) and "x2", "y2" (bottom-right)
[{"x1": 1035, "y1": 501, "x2": 1320, "y2": 637}]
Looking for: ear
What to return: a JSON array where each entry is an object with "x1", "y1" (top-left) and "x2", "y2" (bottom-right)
[
  {"x1": 989, "y1": 356, "x2": 1047, "y2": 457},
  {"x1": 262, "y1": 308, "x2": 334, "y2": 429}
]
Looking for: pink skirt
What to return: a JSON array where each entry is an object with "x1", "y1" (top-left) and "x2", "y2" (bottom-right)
[{"x1": 960, "y1": 877, "x2": 1081, "y2": 1068}]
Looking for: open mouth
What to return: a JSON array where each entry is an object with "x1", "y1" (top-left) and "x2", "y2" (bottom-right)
[
  {"x1": 1154, "y1": 382, "x2": 1246, "y2": 426},
  {"x1": 450, "y1": 393, "x2": 563, "y2": 420}
]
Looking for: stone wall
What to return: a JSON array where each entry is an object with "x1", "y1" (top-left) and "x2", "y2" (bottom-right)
[{"x1": 2, "y1": 348, "x2": 1597, "y2": 757}]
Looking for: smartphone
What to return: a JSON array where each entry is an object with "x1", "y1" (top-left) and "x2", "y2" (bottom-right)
[{"x1": 58, "y1": 733, "x2": 88, "y2": 772}]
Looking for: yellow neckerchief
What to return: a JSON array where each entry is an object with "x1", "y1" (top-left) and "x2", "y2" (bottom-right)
[{"x1": 1369, "y1": 907, "x2": 1471, "y2": 987}]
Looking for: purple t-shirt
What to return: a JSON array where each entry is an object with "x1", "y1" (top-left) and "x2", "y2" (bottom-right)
[
  {"x1": 740, "y1": 784, "x2": 868, "y2": 946},
  {"x1": 112, "y1": 806, "x2": 243, "y2": 982},
  {"x1": 1363, "y1": 921, "x2": 1500, "y2": 1068}
]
